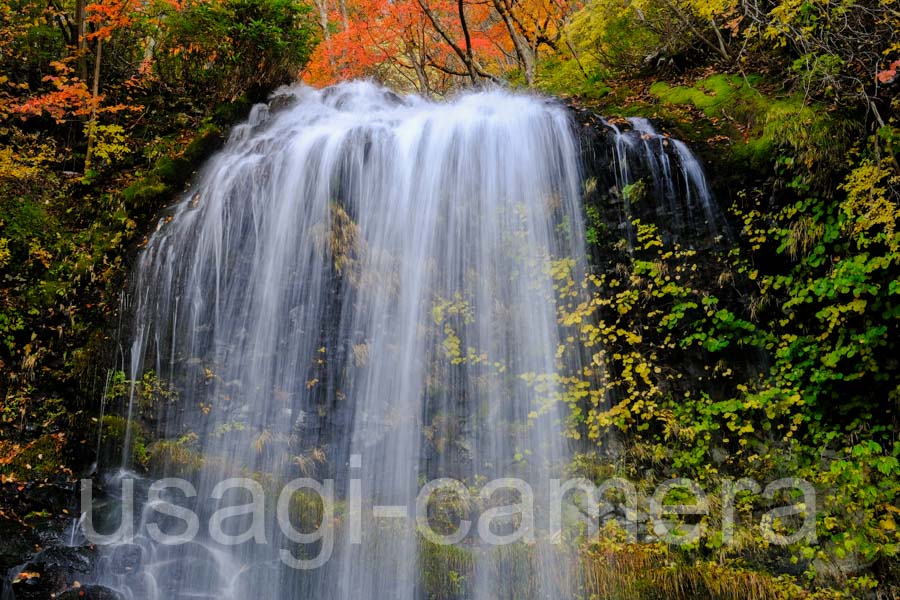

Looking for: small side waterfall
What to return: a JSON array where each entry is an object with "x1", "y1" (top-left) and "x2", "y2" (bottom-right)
[
  {"x1": 602, "y1": 116, "x2": 726, "y2": 243},
  {"x1": 89, "y1": 82, "x2": 587, "y2": 600}
]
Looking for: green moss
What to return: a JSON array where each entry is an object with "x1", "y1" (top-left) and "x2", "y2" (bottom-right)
[
  {"x1": 183, "y1": 124, "x2": 225, "y2": 164},
  {"x1": 212, "y1": 95, "x2": 253, "y2": 125},
  {"x1": 121, "y1": 124, "x2": 225, "y2": 212},
  {"x1": 651, "y1": 74, "x2": 854, "y2": 168},
  {"x1": 154, "y1": 155, "x2": 194, "y2": 186},
  {"x1": 420, "y1": 537, "x2": 474, "y2": 599},
  {"x1": 0, "y1": 433, "x2": 65, "y2": 480},
  {"x1": 100, "y1": 415, "x2": 149, "y2": 468},
  {"x1": 121, "y1": 177, "x2": 170, "y2": 208},
  {"x1": 147, "y1": 438, "x2": 205, "y2": 476},
  {"x1": 286, "y1": 487, "x2": 329, "y2": 533},
  {"x1": 650, "y1": 74, "x2": 765, "y2": 119}
]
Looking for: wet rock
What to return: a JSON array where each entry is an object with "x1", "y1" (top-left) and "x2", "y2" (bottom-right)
[
  {"x1": 269, "y1": 93, "x2": 297, "y2": 114},
  {"x1": 232, "y1": 561, "x2": 283, "y2": 597},
  {"x1": 382, "y1": 89, "x2": 405, "y2": 106},
  {"x1": 597, "y1": 501, "x2": 616, "y2": 520},
  {"x1": 0, "y1": 481, "x2": 73, "y2": 519},
  {"x1": 149, "y1": 544, "x2": 225, "y2": 598},
  {"x1": 57, "y1": 584, "x2": 123, "y2": 600},
  {"x1": 9, "y1": 545, "x2": 96, "y2": 600},
  {"x1": 0, "y1": 513, "x2": 37, "y2": 573},
  {"x1": 109, "y1": 544, "x2": 142, "y2": 574},
  {"x1": 710, "y1": 445, "x2": 730, "y2": 465},
  {"x1": 0, "y1": 479, "x2": 76, "y2": 586}
]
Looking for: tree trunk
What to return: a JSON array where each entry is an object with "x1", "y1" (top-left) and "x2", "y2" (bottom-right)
[
  {"x1": 492, "y1": 0, "x2": 534, "y2": 84},
  {"x1": 84, "y1": 37, "x2": 102, "y2": 174},
  {"x1": 408, "y1": 48, "x2": 431, "y2": 95},
  {"x1": 339, "y1": 0, "x2": 348, "y2": 31},
  {"x1": 314, "y1": 0, "x2": 335, "y2": 67},
  {"x1": 75, "y1": 0, "x2": 87, "y2": 80},
  {"x1": 416, "y1": 0, "x2": 492, "y2": 85},
  {"x1": 457, "y1": 0, "x2": 478, "y2": 83}
]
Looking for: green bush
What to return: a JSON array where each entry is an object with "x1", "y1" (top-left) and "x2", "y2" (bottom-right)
[{"x1": 155, "y1": 0, "x2": 317, "y2": 104}]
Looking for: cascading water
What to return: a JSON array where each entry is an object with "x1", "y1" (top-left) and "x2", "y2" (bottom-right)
[
  {"x1": 603, "y1": 116, "x2": 726, "y2": 243},
  {"x1": 63, "y1": 82, "x2": 733, "y2": 600},
  {"x1": 86, "y1": 81, "x2": 588, "y2": 600}
]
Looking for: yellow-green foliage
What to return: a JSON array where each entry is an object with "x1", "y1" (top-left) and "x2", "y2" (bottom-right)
[
  {"x1": 555, "y1": 220, "x2": 738, "y2": 450},
  {"x1": 560, "y1": 0, "x2": 739, "y2": 79},
  {"x1": 549, "y1": 0, "x2": 897, "y2": 112},
  {"x1": 560, "y1": 108, "x2": 900, "y2": 588},
  {"x1": 579, "y1": 541, "x2": 850, "y2": 599},
  {"x1": 534, "y1": 56, "x2": 611, "y2": 99},
  {"x1": 840, "y1": 157, "x2": 900, "y2": 249},
  {"x1": 0, "y1": 237, "x2": 9, "y2": 267},
  {"x1": 105, "y1": 369, "x2": 177, "y2": 418},
  {"x1": 0, "y1": 132, "x2": 56, "y2": 184},
  {"x1": 90, "y1": 124, "x2": 132, "y2": 166},
  {"x1": 562, "y1": 0, "x2": 664, "y2": 76}
]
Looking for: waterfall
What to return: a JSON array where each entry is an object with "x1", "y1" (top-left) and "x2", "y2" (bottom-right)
[
  {"x1": 604, "y1": 116, "x2": 726, "y2": 243},
  {"x1": 89, "y1": 81, "x2": 587, "y2": 599}
]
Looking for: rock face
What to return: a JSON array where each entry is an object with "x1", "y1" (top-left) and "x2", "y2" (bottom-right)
[
  {"x1": 7, "y1": 545, "x2": 97, "y2": 600},
  {"x1": 0, "y1": 514, "x2": 37, "y2": 575},
  {"x1": 568, "y1": 103, "x2": 729, "y2": 250},
  {"x1": 0, "y1": 479, "x2": 81, "y2": 599},
  {"x1": 56, "y1": 585, "x2": 124, "y2": 600}
]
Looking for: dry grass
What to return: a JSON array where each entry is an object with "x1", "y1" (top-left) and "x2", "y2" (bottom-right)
[{"x1": 577, "y1": 542, "x2": 845, "y2": 599}]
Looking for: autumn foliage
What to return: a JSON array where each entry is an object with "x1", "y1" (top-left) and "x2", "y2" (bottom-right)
[
  {"x1": 304, "y1": 0, "x2": 575, "y2": 92},
  {"x1": 0, "y1": 0, "x2": 316, "y2": 476},
  {"x1": 2, "y1": 0, "x2": 315, "y2": 176}
]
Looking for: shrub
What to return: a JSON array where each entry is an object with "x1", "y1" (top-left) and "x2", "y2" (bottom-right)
[{"x1": 155, "y1": 0, "x2": 318, "y2": 104}]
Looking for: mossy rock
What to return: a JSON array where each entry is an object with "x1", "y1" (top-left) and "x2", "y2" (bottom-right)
[
  {"x1": 182, "y1": 124, "x2": 225, "y2": 164},
  {"x1": 649, "y1": 74, "x2": 854, "y2": 169},
  {"x1": 120, "y1": 124, "x2": 224, "y2": 213},
  {"x1": 99, "y1": 416, "x2": 148, "y2": 469},
  {"x1": 121, "y1": 178, "x2": 170, "y2": 209},
  {"x1": 147, "y1": 438, "x2": 205, "y2": 477},
  {"x1": 153, "y1": 155, "x2": 194, "y2": 187},
  {"x1": 0, "y1": 433, "x2": 66, "y2": 480}
]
